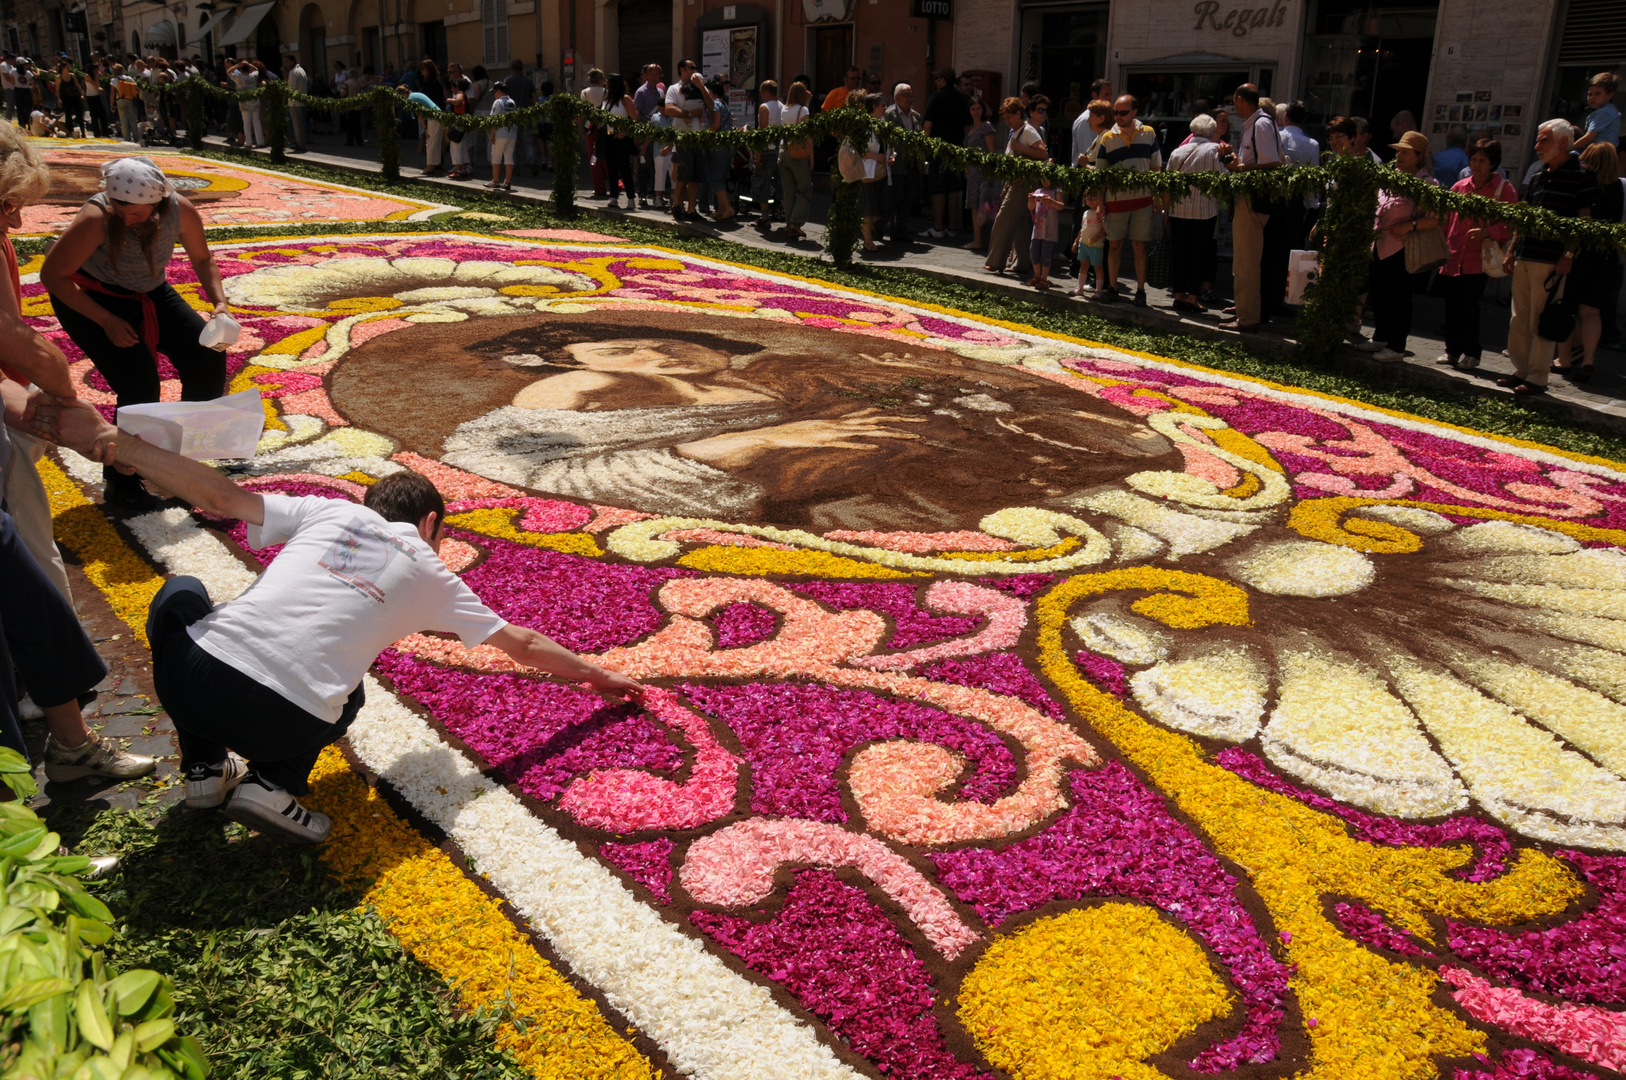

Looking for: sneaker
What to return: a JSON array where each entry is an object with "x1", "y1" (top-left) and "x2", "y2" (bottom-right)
[
  {"x1": 1371, "y1": 348, "x2": 1405, "y2": 362},
  {"x1": 185, "y1": 752, "x2": 248, "y2": 809},
  {"x1": 1456, "y1": 356, "x2": 1481, "y2": 371},
  {"x1": 1435, "y1": 353, "x2": 1458, "y2": 365},
  {"x1": 1346, "y1": 330, "x2": 1368, "y2": 345},
  {"x1": 1133, "y1": 289, "x2": 1147, "y2": 307},
  {"x1": 500, "y1": 182, "x2": 512, "y2": 192},
  {"x1": 43, "y1": 732, "x2": 157, "y2": 783},
  {"x1": 222, "y1": 774, "x2": 332, "y2": 844},
  {"x1": 1355, "y1": 340, "x2": 1385, "y2": 353},
  {"x1": 918, "y1": 228, "x2": 944, "y2": 239},
  {"x1": 484, "y1": 179, "x2": 501, "y2": 188}
]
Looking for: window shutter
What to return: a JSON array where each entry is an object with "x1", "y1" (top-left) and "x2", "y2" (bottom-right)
[
  {"x1": 483, "y1": 0, "x2": 508, "y2": 67},
  {"x1": 1558, "y1": 0, "x2": 1626, "y2": 66}
]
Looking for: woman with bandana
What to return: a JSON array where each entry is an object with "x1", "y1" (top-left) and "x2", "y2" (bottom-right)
[{"x1": 41, "y1": 156, "x2": 229, "y2": 509}]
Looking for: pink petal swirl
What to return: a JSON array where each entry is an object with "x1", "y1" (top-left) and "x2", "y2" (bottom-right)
[
  {"x1": 850, "y1": 581, "x2": 1026, "y2": 671},
  {"x1": 1442, "y1": 967, "x2": 1626, "y2": 1072},
  {"x1": 681, "y1": 818, "x2": 980, "y2": 959}
]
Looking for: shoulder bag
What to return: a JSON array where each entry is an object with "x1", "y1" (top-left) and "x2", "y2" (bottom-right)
[
  {"x1": 1537, "y1": 270, "x2": 1577, "y2": 342},
  {"x1": 1481, "y1": 178, "x2": 1510, "y2": 278},
  {"x1": 1403, "y1": 210, "x2": 1449, "y2": 274}
]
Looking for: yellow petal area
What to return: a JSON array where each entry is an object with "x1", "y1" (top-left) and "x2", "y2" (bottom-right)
[
  {"x1": 38, "y1": 456, "x2": 164, "y2": 645},
  {"x1": 676, "y1": 544, "x2": 922, "y2": 578},
  {"x1": 1289, "y1": 496, "x2": 1626, "y2": 554},
  {"x1": 1035, "y1": 572, "x2": 1585, "y2": 1080},
  {"x1": 1542, "y1": 641, "x2": 1626, "y2": 704},
  {"x1": 1437, "y1": 579, "x2": 1626, "y2": 620},
  {"x1": 959, "y1": 904, "x2": 1231, "y2": 1080},
  {"x1": 446, "y1": 508, "x2": 606, "y2": 556},
  {"x1": 1455, "y1": 656, "x2": 1626, "y2": 778},
  {"x1": 307, "y1": 749, "x2": 655, "y2": 1079},
  {"x1": 45, "y1": 456, "x2": 652, "y2": 1079}
]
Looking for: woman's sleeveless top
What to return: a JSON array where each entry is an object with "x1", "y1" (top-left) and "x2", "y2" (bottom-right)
[{"x1": 80, "y1": 192, "x2": 183, "y2": 294}]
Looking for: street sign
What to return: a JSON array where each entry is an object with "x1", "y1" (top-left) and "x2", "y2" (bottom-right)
[{"x1": 911, "y1": 0, "x2": 951, "y2": 18}]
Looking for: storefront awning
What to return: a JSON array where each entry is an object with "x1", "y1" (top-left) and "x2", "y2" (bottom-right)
[
  {"x1": 219, "y1": 2, "x2": 274, "y2": 47},
  {"x1": 143, "y1": 19, "x2": 176, "y2": 46},
  {"x1": 194, "y1": 8, "x2": 234, "y2": 42}
]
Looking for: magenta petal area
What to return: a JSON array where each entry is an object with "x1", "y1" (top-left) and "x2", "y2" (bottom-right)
[
  {"x1": 372, "y1": 652, "x2": 681, "y2": 800},
  {"x1": 679, "y1": 682, "x2": 1017, "y2": 823},
  {"x1": 976, "y1": 572, "x2": 1058, "y2": 599},
  {"x1": 1447, "y1": 852, "x2": 1626, "y2": 1006},
  {"x1": 692, "y1": 869, "x2": 992, "y2": 1080},
  {"x1": 1332, "y1": 902, "x2": 1431, "y2": 958},
  {"x1": 1454, "y1": 1048, "x2": 1600, "y2": 1080},
  {"x1": 710, "y1": 602, "x2": 779, "y2": 649},
  {"x1": 1073, "y1": 649, "x2": 1129, "y2": 699},
  {"x1": 456, "y1": 537, "x2": 692, "y2": 652},
  {"x1": 788, "y1": 582, "x2": 982, "y2": 650},
  {"x1": 915, "y1": 654, "x2": 1066, "y2": 720},
  {"x1": 929, "y1": 763, "x2": 1290, "y2": 1071},
  {"x1": 599, "y1": 839, "x2": 675, "y2": 904},
  {"x1": 1217, "y1": 748, "x2": 1513, "y2": 882}
]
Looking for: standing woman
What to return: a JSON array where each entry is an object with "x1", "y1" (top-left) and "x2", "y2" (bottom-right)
[
  {"x1": 41, "y1": 158, "x2": 229, "y2": 509},
  {"x1": 601, "y1": 73, "x2": 637, "y2": 208},
  {"x1": 1164, "y1": 112, "x2": 1224, "y2": 313},
  {"x1": 1437, "y1": 138, "x2": 1516, "y2": 371},
  {"x1": 960, "y1": 95, "x2": 999, "y2": 252},
  {"x1": 230, "y1": 60, "x2": 264, "y2": 148},
  {"x1": 777, "y1": 81, "x2": 813, "y2": 242},
  {"x1": 1360, "y1": 130, "x2": 1439, "y2": 363},
  {"x1": 52, "y1": 61, "x2": 85, "y2": 137},
  {"x1": 1554, "y1": 142, "x2": 1623, "y2": 382},
  {"x1": 84, "y1": 61, "x2": 110, "y2": 138}
]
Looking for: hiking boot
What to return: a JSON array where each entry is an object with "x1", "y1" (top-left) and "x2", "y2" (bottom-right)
[
  {"x1": 43, "y1": 732, "x2": 158, "y2": 783},
  {"x1": 185, "y1": 752, "x2": 248, "y2": 809},
  {"x1": 222, "y1": 773, "x2": 331, "y2": 844}
]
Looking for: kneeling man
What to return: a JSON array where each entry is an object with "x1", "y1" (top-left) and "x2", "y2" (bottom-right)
[{"x1": 45, "y1": 399, "x2": 642, "y2": 843}]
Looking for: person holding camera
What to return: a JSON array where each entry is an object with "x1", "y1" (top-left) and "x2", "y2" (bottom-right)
[{"x1": 663, "y1": 59, "x2": 713, "y2": 220}]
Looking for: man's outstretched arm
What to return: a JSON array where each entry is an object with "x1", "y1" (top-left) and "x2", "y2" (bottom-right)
[
  {"x1": 42, "y1": 398, "x2": 266, "y2": 525},
  {"x1": 485, "y1": 624, "x2": 644, "y2": 699}
]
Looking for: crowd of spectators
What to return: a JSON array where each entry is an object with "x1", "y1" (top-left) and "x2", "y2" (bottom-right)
[{"x1": 4, "y1": 46, "x2": 1623, "y2": 382}]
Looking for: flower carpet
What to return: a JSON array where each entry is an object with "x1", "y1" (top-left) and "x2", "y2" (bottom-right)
[
  {"x1": 27, "y1": 230, "x2": 1626, "y2": 1080},
  {"x1": 18, "y1": 145, "x2": 453, "y2": 235}
]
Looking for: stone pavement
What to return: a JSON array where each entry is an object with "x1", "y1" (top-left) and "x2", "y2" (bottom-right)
[{"x1": 178, "y1": 130, "x2": 1626, "y2": 436}]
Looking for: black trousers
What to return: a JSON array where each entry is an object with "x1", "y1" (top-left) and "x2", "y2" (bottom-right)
[
  {"x1": 1261, "y1": 201, "x2": 1304, "y2": 314},
  {"x1": 1368, "y1": 248, "x2": 1416, "y2": 352},
  {"x1": 86, "y1": 95, "x2": 110, "y2": 137},
  {"x1": 0, "y1": 507, "x2": 108, "y2": 760},
  {"x1": 1169, "y1": 217, "x2": 1218, "y2": 295},
  {"x1": 886, "y1": 170, "x2": 919, "y2": 238},
  {"x1": 1442, "y1": 272, "x2": 1489, "y2": 359},
  {"x1": 603, "y1": 134, "x2": 636, "y2": 197},
  {"x1": 50, "y1": 281, "x2": 226, "y2": 409},
  {"x1": 147, "y1": 577, "x2": 363, "y2": 794}
]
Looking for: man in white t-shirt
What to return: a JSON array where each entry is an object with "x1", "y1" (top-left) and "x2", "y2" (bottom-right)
[
  {"x1": 0, "y1": 56, "x2": 16, "y2": 122},
  {"x1": 283, "y1": 54, "x2": 310, "y2": 152},
  {"x1": 662, "y1": 58, "x2": 713, "y2": 219},
  {"x1": 42, "y1": 400, "x2": 644, "y2": 844}
]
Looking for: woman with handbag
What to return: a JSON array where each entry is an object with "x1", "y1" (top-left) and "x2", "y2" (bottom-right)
[
  {"x1": 1437, "y1": 139, "x2": 1517, "y2": 371},
  {"x1": 1553, "y1": 142, "x2": 1623, "y2": 382},
  {"x1": 777, "y1": 82, "x2": 814, "y2": 242},
  {"x1": 1359, "y1": 130, "x2": 1441, "y2": 362}
]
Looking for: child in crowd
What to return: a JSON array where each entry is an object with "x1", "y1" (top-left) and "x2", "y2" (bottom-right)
[
  {"x1": 1071, "y1": 191, "x2": 1107, "y2": 297},
  {"x1": 1575, "y1": 72, "x2": 1619, "y2": 153},
  {"x1": 1027, "y1": 178, "x2": 1064, "y2": 290},
  {"x1": 487, "y1": 81, "x2": 517, "y2": 191}
]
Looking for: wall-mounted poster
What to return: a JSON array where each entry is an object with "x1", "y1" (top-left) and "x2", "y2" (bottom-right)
[
  {"x1": 702, "y1": 29, "x2": 729, "y2": 81},
  {"x1": 730, "y1": 26, "x2": 758, "y2": 91},
  {"x1": 1503, "y1": 122, "x2": 1522, "y2": 136},
  {"x1": 1502, "y1": 104, "x2": 1522, "y2": 119}
]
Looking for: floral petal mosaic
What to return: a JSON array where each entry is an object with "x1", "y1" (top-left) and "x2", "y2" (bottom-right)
[{"x1": 37, "y1": 232, "x2": 1626, "y2": 1080}]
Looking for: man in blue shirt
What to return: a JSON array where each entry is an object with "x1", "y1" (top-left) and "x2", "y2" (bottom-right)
[
  {"x1": 1574, "y1": 72, "x2": 1619, "y2": 153},
  {"x1": 1432, "y1": 127, "x2": 1470, "y2": 185}
]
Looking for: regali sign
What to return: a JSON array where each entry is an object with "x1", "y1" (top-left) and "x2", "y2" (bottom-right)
[{"x1": 911, "y1": 0, "x2": 951, "y2": 18}]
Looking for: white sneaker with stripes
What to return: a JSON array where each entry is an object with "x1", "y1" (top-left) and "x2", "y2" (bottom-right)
[{"x1": 222, "y1": 774, "x2": 332, "y2": 844}]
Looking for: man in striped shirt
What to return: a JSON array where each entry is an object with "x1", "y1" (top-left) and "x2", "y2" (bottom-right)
[{"x1": 1088, "y1": 95, "x2": 1162, "y2": 305}]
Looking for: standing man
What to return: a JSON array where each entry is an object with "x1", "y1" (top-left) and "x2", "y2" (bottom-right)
[
  {"x1": 1268, "y1": 100, "x2": 1318, "y2": 300},
  {"x1": 0, "y1": 55, "x2": 16, "y2": 122},
  {"x1": 12, "y1": 58, "x2": 32, "y2": 123},
  {"x1": 1219, "y1": 83, "x2": 1281, "y2": 332},
  {"x1": 1500, "y1": 119, "x2": 1597, "y2": 397},
  {"x1": 822, "y1": 66, "x2": 860, "y2": 113},
  {"x1": 633, "y1": 63, "x2": 665, "y2": 206},
  {"x1": 283, "y1": 54, "x2": 309, "y2": 153},
  {"x1": 663, "y1": 59, "x2": 713, "y2": 220},
  {"x1": 1089, "y1": 94, "x2": 1162, "y2": 306},
  {"x1": 920, "y1": 67, "x2": 971, "y2": 238},
  {"x1": 501, "y1": 59, "x2": 537, "y2": 174},
  {"x1": 884, "y1": 83, "x2": 923, "y2": 243}
]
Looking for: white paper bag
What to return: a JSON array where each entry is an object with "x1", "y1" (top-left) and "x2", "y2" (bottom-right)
[
  {"x1": 117, "y1": 388, "x2": 266, "y2": 461},
  {"x1": 1287, "y1": 249, "x2": 1320, "y2": 305}
]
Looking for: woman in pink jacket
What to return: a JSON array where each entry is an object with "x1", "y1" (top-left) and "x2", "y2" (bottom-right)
[{"x1": 1437, "y1": 138, "x2": 1517, "y2": 371}]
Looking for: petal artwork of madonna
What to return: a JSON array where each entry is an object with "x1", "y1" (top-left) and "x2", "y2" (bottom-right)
[{"x1": 50, "y1": 233, "x2": 1626, "y2": 1080}]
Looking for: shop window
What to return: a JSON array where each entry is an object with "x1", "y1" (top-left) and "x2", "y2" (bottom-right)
[
  {"x1": 1301, "y1": 0, "x2": 1438, "y2": 138},
  {"x1": 811, "y1": 24, "x2": 852, "y2": 98},
  {"x1": 482, "y1": 0, "x2": 509, "y2": 67},
  {"x1": 1551, "y1": 0, "x2": 1625, "y2": 122}
]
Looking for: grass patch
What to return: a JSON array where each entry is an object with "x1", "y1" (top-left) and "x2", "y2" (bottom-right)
[
  {"x1": 16, "y1": 145, "x2": 1626, "y2": 463},
  {"x1": 47, "y1": 802, "x2": 527, "y2": 1080}
]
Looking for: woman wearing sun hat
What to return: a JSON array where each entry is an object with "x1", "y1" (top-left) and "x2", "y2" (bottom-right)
[{"x1": 40, "y1": 155, "x2": 230, "y2": 509}]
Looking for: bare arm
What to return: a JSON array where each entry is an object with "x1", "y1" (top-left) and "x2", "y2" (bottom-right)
[
  {"x1": 43, "y1": 398, "x2": 266, "y2": 524},
  {"x1": 0, "y1": 303, "x2": 76, "y2": 398},
  {"x1": 39, "y1": 202, "x2": 118, "y2": 331},
  {"x1": 485, "y1": 624, "x2": 644, "y2": 698},
  {"x1": 177, "y1": 197, "x2": 228, "y2": 313}
]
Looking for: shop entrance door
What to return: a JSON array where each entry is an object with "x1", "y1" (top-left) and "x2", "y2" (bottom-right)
[
  {"x1": 1301, "y1": 0, "x2": 1439, "y2": 142},
  {"x1": 812, "y1": 25, "x2": 853, "y2": 100},
  {"x1": 619, "y1": 0, "x2": 670, "y2": 83}
]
